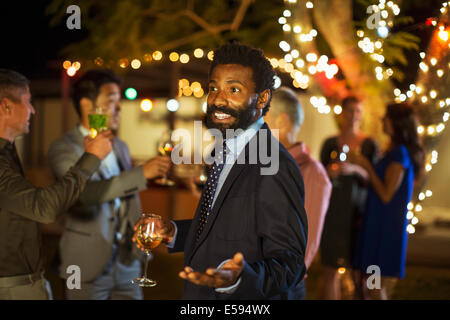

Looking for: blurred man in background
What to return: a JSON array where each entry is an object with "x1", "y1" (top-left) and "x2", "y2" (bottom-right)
[
  {"x1": 48, "y1": 69, "x2": 170, "y2": 300},
  {"x1": 265, "y1": 86, "x2": 332, "y2": 299}
]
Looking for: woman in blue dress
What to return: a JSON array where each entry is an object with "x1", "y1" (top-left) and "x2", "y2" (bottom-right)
[{"x1": 349, "y1": 103, "x2": 424, "y2": 299}]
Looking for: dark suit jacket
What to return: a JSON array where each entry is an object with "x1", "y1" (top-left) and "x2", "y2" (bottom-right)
[{"x1": 171, "y1": 123, "x2": 308, "y2": 299}]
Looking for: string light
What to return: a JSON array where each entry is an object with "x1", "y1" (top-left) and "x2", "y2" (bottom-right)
[
  {"x1": 194, "y1": 48, "x2": 204, "y2": 58},
  {"x1": 169, "y1": 52, "x2": 179, "y2": 62},
  {"x1": 140, "y1": 99, "x2": 153, "y2": 112},
  {"x1": 392, "y1": 1, "x2": 450, "y2": 234},
  {"x1": 62, "y1": 60, "x2": 71, "y2": 69},
  {"x1": 131, "y1": 59, "x2": 141, "y2": 69},
  {"x1": 166, "y1": 99, "x2": 180, "y2": 112},
  {"x1": 67, "y1": 66, "x2": 77, "y2": 77}
]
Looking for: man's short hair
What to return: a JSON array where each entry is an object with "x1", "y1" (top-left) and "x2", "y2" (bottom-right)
[
  {"x1": 0, "y1": 69, "x2": 30, "y2": 103},
  {"x1": 271, "y1": 86, "x2": 304, "y2": 127},
  {"x1": 209, "y1": 42, "x2": 275, "y2": 116},
  {"x1": 72, "y1": 69, "x2": 122, "y2": 117},
  {"x1": 341, "y1": 96, "x2": 361, "y2": 110}
]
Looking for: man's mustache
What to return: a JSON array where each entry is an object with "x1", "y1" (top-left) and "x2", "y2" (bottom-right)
[{"x1": 207, "y1": 104, "x2": 239, "y2": 118}]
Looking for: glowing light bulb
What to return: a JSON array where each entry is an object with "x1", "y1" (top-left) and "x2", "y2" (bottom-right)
[
  {"x1": 439, "y1": 29, "x2": 449, "y2": 42},
  {"x1": 131, "y1": 59, "x2": 141, "y2": 69},
  {"x1": 169, "y1": 52, "x2": 179, "y2": 62},
  {"x1": 334, "y1": 105, "x2": 342, "y2": 115},
  {"x1": 279, "y1": 41, "x2": 291, "y2": 52},
  {"x1": 194, "y1": 48, "x2": 204, "y2": 58},
  {"x1": 180, "y1": 54, "x2": 190, "y2": 64},
  {"x1": 295, "y1": 59, "x2": 305, "y2": 68},
  {"x1": 72, "y1": 61, "x2": 81, "y2": 70},
  {"x1": 306, "y1": 53, "x2": 317, "y2": 62},
  {"x1": 430, "y1": 90, "x2": 437, "y2": 99},
  {"x1": 119, "y1": 58, "x2": 129, "y2": 68},
  {"x1": 63, "y1": 60, "x2": 71, "y2": 69},
  {"x1": 377, "y1": 26, "x2": 389, "y2": 38},
  {"x1": 166, "y1": 99, "x2": 180, "y2": 112},
  {"x1": 140, "y1": 99, "x2": 153, "y2": 112},
  {"x1": 125, "y1": 88, "x2": 137, "y2": 100},
  {"x1": 67, "y1": 66, "x2": 77, "y2": 77},
  {"x1": 152, "y1": 51, "x2": 162, "y2": 60}
]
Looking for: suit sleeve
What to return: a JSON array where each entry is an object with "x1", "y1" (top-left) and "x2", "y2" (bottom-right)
[
  {"x1": 48, "y1": 138, "x2": 148, "y2": 206},
  {"x1": 0, "y1": 152, "x2": 100, "y2": 224},
  {"x1": 229, "y1": 160, "x2": 308, "y2": 299},
  {"x1": 168, "y1": 219, "x2": 192, "y2": 253}
]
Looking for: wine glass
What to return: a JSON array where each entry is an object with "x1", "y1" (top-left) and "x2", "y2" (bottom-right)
[
  {"x1": 88, "y1": 107, "x2": 109, "y2": 138},
  {"x1": 132, "y1": 213, "x2": 163, "y2": 287},
  {"x1": 155, "y1": 130, "x2": 175, "y2": 186}
]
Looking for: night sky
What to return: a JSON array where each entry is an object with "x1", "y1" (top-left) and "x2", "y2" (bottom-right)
[{"x1": 0, "y1": 0, "x2": 86, "y2": 78}]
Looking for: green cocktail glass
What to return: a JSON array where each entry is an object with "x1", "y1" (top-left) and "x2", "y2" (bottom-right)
[{"x1": 88, "y1": 113, "x2": 109, "y2": 138}]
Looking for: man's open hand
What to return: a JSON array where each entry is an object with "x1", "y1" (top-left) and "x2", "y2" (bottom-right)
[{"x1": 179, "y1": 252, "x2": 245, "y2": 288}]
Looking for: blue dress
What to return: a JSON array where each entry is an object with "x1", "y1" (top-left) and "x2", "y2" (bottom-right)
[{"x1": 353, "y1": 144, "x2": 414, "y2": 278}]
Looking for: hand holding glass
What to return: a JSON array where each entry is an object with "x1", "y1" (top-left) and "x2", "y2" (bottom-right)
[
  {"x1": 132, "y1": 213, "x2": 163, "y2": 287},
  {"x1": 155, "y1": 130, "x2": 175, "y2": 186}
]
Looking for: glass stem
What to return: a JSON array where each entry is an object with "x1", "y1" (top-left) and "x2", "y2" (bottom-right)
[{"x1": 143, "y1": 251, "x2": 150, "y2": 278}]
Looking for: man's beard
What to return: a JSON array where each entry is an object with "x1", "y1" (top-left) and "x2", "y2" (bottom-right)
[{"x1": 203, "y1": 100, "x2": 258, "y2": 138}]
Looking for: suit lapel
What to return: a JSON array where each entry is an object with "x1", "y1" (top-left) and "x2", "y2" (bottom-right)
[{"x1": 113, "y1": 138, "x2": 131, "y2": 172}]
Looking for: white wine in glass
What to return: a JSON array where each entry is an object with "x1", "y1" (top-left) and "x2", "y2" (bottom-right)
[
  {"x1": 155, "y1": 130, "x2": 175, "y2": 186},
  {"x1": 132, "y1": 214, "x2": 163, "y2": 287}
]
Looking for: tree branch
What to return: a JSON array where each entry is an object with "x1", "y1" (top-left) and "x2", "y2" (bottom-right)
[
  {"x1": 144, "y1": 0, "x2": 253, "y2": 50},
  {"x1": 159, "y1": 24, "x2": 231, "y2": 51},
  {"x1": 230, "y1": 0, "x2": 254, "y2": 31}
]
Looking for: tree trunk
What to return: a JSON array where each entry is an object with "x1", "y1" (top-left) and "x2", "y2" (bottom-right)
[{"x1": 313, "y1": 0, "x2": 391, "y2": 145}]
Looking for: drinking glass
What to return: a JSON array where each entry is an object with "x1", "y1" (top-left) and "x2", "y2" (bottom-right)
[
  {"x1": 132, "y1": 213, "x2": 163, "y2": 287},
  {"x1": 155, "y1": 130, "x2": 175, "y2": 186},
  {"x1": 88, "y1": 107, "x2": 109, "y2": 138}
]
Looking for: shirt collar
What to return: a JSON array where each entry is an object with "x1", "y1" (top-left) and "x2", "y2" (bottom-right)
[
  {"x1": 78, "y1": 124, "x2": 90, "y2": 138},
  {"x1": 225, "y1": 117, "x2": 264, "y2": 159},
  {"x1": 0, "y1": 137, "x2": 13, "y2": 151}
]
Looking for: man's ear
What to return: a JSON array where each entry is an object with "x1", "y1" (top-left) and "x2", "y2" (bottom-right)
[
  {"x1": 0, "y1": 97, "x2": 12, "y2": 116},
  {"x1": 256, "y1": 89, "x2": 271, "y2": 110}
]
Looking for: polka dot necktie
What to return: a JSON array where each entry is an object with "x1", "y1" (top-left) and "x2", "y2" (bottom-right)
[{"x1": 196, "y1": 141, "x2": 227, "y2": 241}]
